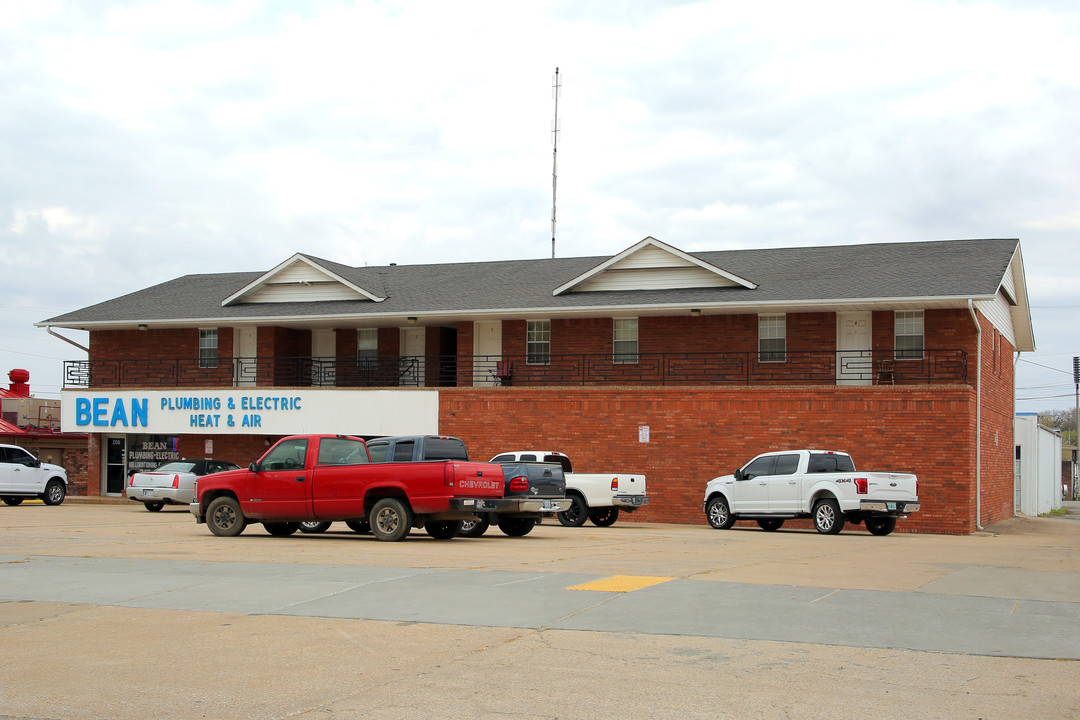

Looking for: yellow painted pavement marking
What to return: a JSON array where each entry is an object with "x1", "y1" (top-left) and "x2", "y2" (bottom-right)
[{"x1": 566, "y1": 575, "x2": 673, "y2": 592}]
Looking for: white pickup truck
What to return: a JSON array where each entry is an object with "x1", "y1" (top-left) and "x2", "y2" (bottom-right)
[
  {"x1": 703, "y1": 450, "x2": 919, "y2": 535},
  {"x1": 490, "y1": 451, "x2": 648, "y2": 527},
  {"x1": 0, "y1": 443, "x2": 68, "y2": 506}
]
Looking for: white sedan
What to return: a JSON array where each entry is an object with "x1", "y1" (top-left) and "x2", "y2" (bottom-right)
[{"x1": 126, "y1": 459, "x2": 240, "y2": 511}]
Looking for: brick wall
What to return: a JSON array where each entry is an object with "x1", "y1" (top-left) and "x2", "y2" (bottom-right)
[{"x1": 440, "y1": 384, "x2": 992, "y2": 534}]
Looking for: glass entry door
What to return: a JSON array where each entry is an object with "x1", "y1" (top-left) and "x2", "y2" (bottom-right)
[{"x1": 104, "y1": 437, "x2": 127, "y2": 495}]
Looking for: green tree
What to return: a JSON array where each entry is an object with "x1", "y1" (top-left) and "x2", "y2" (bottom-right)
[{"x1": 1038, "y1": 408, "x2": 1077, "y2": 445}]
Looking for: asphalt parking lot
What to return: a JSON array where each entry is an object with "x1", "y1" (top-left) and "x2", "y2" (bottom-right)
[{"x1": 2, "y1": 500, "x2": 1079, "y2": 720}]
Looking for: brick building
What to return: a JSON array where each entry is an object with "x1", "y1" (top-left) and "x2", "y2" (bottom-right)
[
  {"x1": 1, "y1": 369, "x2": 89, "y2": 493},
  {"x1": 39, "y1": 237, "x2": 1034, "y2": 533}
]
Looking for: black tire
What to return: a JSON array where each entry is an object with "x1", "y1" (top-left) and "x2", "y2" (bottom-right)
[
  {"x1": 144, "y1": 501, "x2": 165, "y2": 512},
  {"x1": 706, "y1": 496, "x2": 736, "y2": 529},
  {"x1": 497, "y1": 517, "x2": 536, "y2": 537},
  {"x1": 2, "y1": 496, "x2": 24, "y2": 506},
  {"x1": 206, "y1": 496, "x2": 246, "y2": 537},
  {"x1": 813, "y1": 498, "x2": 845, "y2": 534},
  {"x1": 370, "y1": 498, "x2": 413, "y2": 542},
  {"x1": 556, "y1": 495, "x2": 588, "y2": 527},
  {"x1": 756, "y1": 518, "x2": 784, "y2": 531},
  {"x1": 588, "y1": 507, "x2": 620, "y2": 527},
  {"x1": 264, "y1": 522, "x2": 300, "y2": 537},
  {"x1": 42, "y1": 480, "x2": 66, "y2": 506},
  {"x1": 345, "y1": 519, "x2": 371, "y2": 535},
  {"x1": 425, "y1": 520, "x2": 463, "y2": 540},
  {"x1": 865, "y1": 516, "x2": 897, "y2": 536},
  {"x1": 299, "y1": 521, "x2": 332, "y2": 534},
  {"x1": 458, "y1": 516, "x2": 490, "y2": 538}
]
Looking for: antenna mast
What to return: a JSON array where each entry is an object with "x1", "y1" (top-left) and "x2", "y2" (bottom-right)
[{"x1": 551, "y1": 67, "x2": 560, "y2": 259}]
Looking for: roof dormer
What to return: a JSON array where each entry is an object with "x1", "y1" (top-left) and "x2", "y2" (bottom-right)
[
  {"x1": 221, "y1": 254, "x2": 385, "y2": 306},
  {"x1": 552, "y1": 237, "x2": 757, "y2": 295}
]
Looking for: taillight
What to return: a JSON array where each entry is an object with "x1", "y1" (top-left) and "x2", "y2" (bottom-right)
[
  {"x1": 509, "y1": 475, "x2": 529, "y2": 492},
  {"x1": 854, "y1": 477, "x2": 868, "y2": 494},
  {"x1": 172, "y1": 474, "x2": 181, "y2": 489},
  {"x1": 610, "y1": 477, "x2": 618, "y2": 491},
  {"x1": 444, "y1": 464, "x2": 454, "y2": 488},
  {"x1": 128, "y1": 474, "x2": 135, "y2": 487}
]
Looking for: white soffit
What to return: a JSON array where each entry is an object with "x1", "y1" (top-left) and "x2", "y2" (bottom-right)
[
  {"x1": 222, "y1": 254, "x2": 385, "y2": 306},
  {"x1": 552, "y1": 237, "x2": 757, "y2": 295}
]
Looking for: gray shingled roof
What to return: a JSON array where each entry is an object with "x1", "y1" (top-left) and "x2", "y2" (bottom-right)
[{"x1": 39, "y1": 238, "x2": 1021, "y2": 327}]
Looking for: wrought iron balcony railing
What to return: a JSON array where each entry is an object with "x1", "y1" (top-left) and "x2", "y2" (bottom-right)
[{"x1": 62, "y1": 349, "x2": 968, "y2": 389}]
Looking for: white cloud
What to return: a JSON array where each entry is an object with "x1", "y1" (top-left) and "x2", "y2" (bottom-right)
[{"x1": 1, "y1": 0, "x2": 1078, "y2": 406}]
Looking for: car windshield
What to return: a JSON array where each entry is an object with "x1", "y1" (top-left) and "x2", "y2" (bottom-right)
[{"x1": 153, "y1": 462, "x2": 197, "y2": 473}]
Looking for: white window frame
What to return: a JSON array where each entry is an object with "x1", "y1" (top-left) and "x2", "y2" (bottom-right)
[
  {"x1": 613, "y1": 318, "x2": 639, "y2": 364},
  {"x1": 894, "y1": 311, "x2": 924, "y2": 360},
  {"x1": 526, "y1": 320, "x2": 550, "y2": 365},
  {"x1": 199, "y1": 329, "x2": 218, "y2": 369},
  {"x1": 357, "y1": 328, "x2": 378, "y2": 368},
  {"x1": 758, "y1": 314, "x2": 786, "y2": 363}
]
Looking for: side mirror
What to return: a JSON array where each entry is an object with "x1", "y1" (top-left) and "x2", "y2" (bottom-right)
[
  {"x1": 249, "y1": 462, "x2": 259, "y2": 473},
  {"x1": 734, "y1": 468, "x2": 744, "y2": 481}
]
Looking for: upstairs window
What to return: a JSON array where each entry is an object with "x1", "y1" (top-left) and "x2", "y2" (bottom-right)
[
  {"x1": 199, "y1": 329, "x2": 218, "y2": 369},
  {"x1": 357, "y1": 328, "x2": 378, "y2": 368},
  {"x1": 613, "y1": 318, "x2": 639, "y2": 364},
  {"x1": 895, "y1": 311, "x2": 924, "y2": 360},
  {"x1": 758, "y1": 315, "x2": 786, "y2": 363},
  {"x1": 527, "y1": 320, "x2": 550, "y2": 365}
]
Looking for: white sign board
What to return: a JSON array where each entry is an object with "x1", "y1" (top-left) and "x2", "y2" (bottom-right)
[{"x1": 61, "y1": 389, "x2": 440, "y2": 437}]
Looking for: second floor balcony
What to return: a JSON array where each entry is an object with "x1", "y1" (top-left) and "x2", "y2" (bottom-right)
[{"x1": 62, "y1": 349, "x2": 969, "y2": 390}]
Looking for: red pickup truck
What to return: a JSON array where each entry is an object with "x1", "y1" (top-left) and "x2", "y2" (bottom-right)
[{"x1": 190, "y1": 434, "x2": 507, "y2": 541}]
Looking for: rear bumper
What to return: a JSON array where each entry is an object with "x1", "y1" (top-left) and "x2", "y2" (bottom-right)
[
  {"x1": 613, "y1": 495, "x2": 649, "y2": 508},
  {"x1": 449, "y1": 497, "x2": 572, "y2": 514},
  {"x1": 860, "y1": 500, "x2": 920, "y2": 514},
  {"x1": 126, "y1": 488, "x2": 191, "y2": 505}
]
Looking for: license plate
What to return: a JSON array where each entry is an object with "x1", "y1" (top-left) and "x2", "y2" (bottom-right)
[
  {"x1": 887, "y1": 502, "x2": 896, "y2": 511},
  {"x1": 542, "y1": 500, "x2": 554, "y2": 509},
  {"x1": 142, "y1": 489, "x2": 155, "y2": 497}
]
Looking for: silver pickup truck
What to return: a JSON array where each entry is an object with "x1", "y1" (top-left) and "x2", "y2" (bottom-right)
[{"x1": 703, "y1": 449, "x2": 920, "y2": 535}]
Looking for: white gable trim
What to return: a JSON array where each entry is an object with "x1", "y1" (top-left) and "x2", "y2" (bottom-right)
[
  {"x1": 222, "y1": 254, "x2": 385, "y2": 306},
  {"x1": 552, "y1": 237, "x2": 757, "y2": 296}
]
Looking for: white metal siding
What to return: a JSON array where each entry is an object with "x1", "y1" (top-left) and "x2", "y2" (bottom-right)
[{"x1": 974, "y1": 292, "x2": 1016, "y2": 347}]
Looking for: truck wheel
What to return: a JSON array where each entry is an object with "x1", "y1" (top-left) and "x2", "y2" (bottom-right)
[
  {"x1": 425, "y1": 521, "x2": 463, "y2": 540},
  {"x1": 706, "y1": 496, "x2": 736, "y2": 529},
  {"x1": 264, "y1": 522, "x2": 300, "y2": 537},
  {"x1": 2, "y1": 496, "x2": 24, "y2": 506},
  {"x1": 588, "y1": 508, "x2": 620, "y2": 527},
  {"x1": 865, "y1": 517, "x2": 897, "y2": 536},
  {"x1": 756, "y1": 518, "x2": 784, "y2": 531},
  {"x1": 42, "y1": 480, "x2": 66, "y2": 506},
  {"x1": 557, "y1": 495, "x2": 588, "y2": 527},
  {"x1": 206, "y1": 496, "x2": 247, "y2": 537},
  {"x1": 144, "y1": 501, "x2": 165, "y2": 512},
  {"x1": 497, "y1": 517, "x2": 536, "y2": 537},
  {"x1": 299, "y1": 521, "x2": 332, "y2": 534},
  {"x1": 345, "y1": 519, "x2": 371, "y2": 535},
  {"x1": 813, "y1": 498, "x2": 845, "y2": 534},
  {"x1": 370, "y1": 498, "x2": 413, "y2": 542},
  {"x1": 458, "y1": 516, "x2": 490, "y2": 538}
]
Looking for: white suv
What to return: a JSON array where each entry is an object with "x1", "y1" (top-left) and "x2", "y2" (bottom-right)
[{"x1": 0, "y1": 444, "x2": 68, "y2": 506}]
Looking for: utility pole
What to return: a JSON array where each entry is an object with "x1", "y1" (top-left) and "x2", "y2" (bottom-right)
[
  {"x1": 1073, "y1": 356, "x2": 1079, "y2": 499},
  {"x1": 551, "y1": 67, "x2": 561, "y2": 259}
]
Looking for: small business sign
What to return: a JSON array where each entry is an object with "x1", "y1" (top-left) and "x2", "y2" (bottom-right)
[{"x1": 61, "y1": 389, "x2": 440, "y2": 437}]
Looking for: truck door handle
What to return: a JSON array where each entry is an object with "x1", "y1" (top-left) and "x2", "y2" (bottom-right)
[{"x1": 296, "y1": 476, "x2": 305, "y2": 482}]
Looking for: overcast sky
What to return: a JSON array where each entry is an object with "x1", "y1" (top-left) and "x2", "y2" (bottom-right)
[{"x1": 2, "y1": 0, "x2": 1078, "y2": 413}]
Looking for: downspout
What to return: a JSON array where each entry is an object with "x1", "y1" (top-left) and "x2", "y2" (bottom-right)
[
  {"x1": 47, "y1": 327, "x2": 89, "y2": 353},
  {"x1": 967, "y1": 301, "x2": 983, "y2": 531}
]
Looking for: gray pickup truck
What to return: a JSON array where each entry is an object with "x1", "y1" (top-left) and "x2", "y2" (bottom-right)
[{"x1": 459, "y1": 461, "x2": 569, "y2": 537}]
